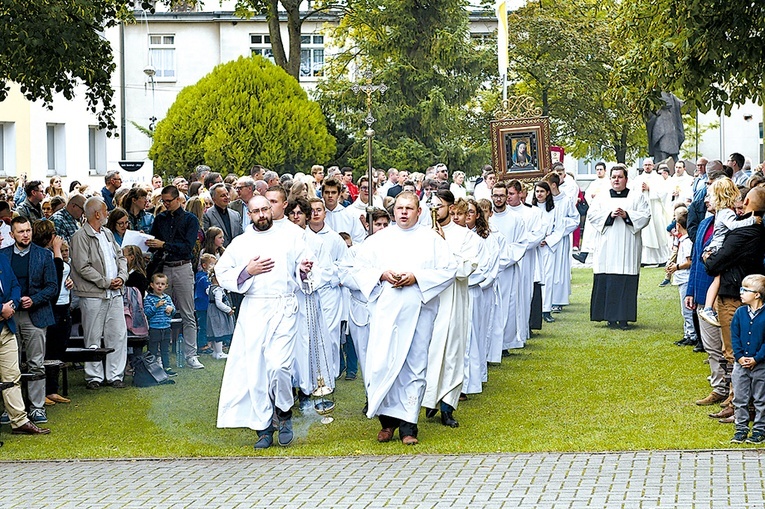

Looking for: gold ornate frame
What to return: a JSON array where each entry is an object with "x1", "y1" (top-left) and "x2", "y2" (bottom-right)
[{"x1": 490, "y1": 116, "x2": 552, "y2": 183}]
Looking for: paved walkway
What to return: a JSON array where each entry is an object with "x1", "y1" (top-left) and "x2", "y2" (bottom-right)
[{"x1": 3, "y1": 450, "x2": 765, "y2": 508}]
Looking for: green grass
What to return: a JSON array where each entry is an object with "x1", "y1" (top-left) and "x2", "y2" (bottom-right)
[{"x1": 0, "y1": 268, "x2": 741, "y2": 459}]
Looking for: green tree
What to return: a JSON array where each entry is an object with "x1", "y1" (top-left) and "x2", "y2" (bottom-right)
[
  {"x1": 148, "y1": 56, "x2": 336, "y2": 176},
  {"x1": 501, "y1": 0, "x2": 645, "y2": 163},
  {"x1": 614, "y1": 0, "x2": 765, "y2": 116},
  {"x1": 316, "y1": 0, "x2": 494, "y2": 175}
]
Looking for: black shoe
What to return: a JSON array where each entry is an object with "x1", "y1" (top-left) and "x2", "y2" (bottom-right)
[
  {"x1": 543, "y1": 312, "x2": 555, "y2": 323},
  {"x1": 441, "y1": 411, "x2": 459, "y2": 428},
  {"x1": 501, "y1": 349, "x2": 511, "y2": 357},
  {"x1": 693, "y1": 343, "x2": 706, "y2": 353},
  {"x1": 572, "y1": 252, "x2": 588, "y2": 264},
  {"x1": 607, "y1": 321, "x2": 617, "y2": 328},
  {"x1": 618, "y1": 321, "x2": 630, "y2": 330},
  {"x1": 425, "y1": 408, "x2": 438, "y2": 419},
  {"x1": 361, "y1": 400, "x2": 368, "y2": 416}
]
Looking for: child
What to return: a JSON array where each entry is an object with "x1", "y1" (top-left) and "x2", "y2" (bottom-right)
[
  {"x1": 207, "y1": 269, "x2": 234, "y2": 360},
  {"x1": 667, "y1": 208, "x2": 696, "y2": 346},
  {"x1": 200, "y1": 226, "x2": 225, "y2": 260},
  {"x1": 699, "y1": 178, "x2": 762, "y2": 326},
  {"x1": 729, "y1": 274, "x2": 765, "y2": 444},
  {"x1": 123, "y1": 244, "x2": 149, "y2": 294},
  {"x1": 143, "y1": 273, "x2": 177, "y2": 376},
  {"x1": 195, "y1": 254, "x2": 216, "y2": 356}
]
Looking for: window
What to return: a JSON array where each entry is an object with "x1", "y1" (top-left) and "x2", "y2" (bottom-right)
[
  {"x1": 471, "y1": 33, "x2": 492, "y2": 47},
  {"x1": 88, "y1": 126, "x2": 107, "y2": 176},
  {"x1": 0, "y1": 122, "x2": 16, "y2": 176},
  {"x1": 46, "y1": 124, "x2": 66, "y2": 176},
  {"x1": 149, "y1": 34, "x2": 176, "y2": 80},
  {"x1": 250, "y1": 34, "x2": 275, "y2": 62},
  {"x1": 300, "y1": 35, "x2": 324, "y2": 78}
]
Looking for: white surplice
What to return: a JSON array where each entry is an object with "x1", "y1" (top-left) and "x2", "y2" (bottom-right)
[
  {"x1": 629, "y1": 171, "x2": 669, "y2": 264},
  {"x1": 581, "y1": 176, "x2": 610, "y2": 253},
  {"x1": 216, "y1": 224, "x2": 312, "y2": 431},
  {"x1": 345, "y1": 223, "x2": 456, "y2": 424},
  {"x1": 549, "y1": 192, "x2": 580, "y2": 307},
  {"x1": 423, "y1": 221, "x2": 482, "y2": 410}
]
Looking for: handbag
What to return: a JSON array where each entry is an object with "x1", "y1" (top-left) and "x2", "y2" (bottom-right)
[{"x1": 131, "y1": 352, "x2": 175, "y2": 387}]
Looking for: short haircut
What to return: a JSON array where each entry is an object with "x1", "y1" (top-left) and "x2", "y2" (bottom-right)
[
  {"x1": 24, "y1": 180, "x2": 42, "y2": 197},
  {"x1": 452, "y1": 198, "x2": 469, "y2": 214},
  {"x1": 551, "y1": 162, "x2": 565, "y2": 172},
  {"x1": 371, "y1": 207, "x2": 390, "y2": 223},
  {"x1": 161, "y1": 185, "x2": 180, "y2": 199},
  {"x1": 543, "y1": 172, "x2": 560, "y2": 186},
  {"x1": 338, "y1": 231, "x2": 352, "y2": 243},
  {"x1": 610, "y1": 164, "x2": 628, "y2": 178},
  {"x1": 507, "y1": 179, "x2": 523, "y2": 193},
  {"x1": 265, "y1": 185, "x2": 287, "y2": 201},
  {"x1": 595, "y1": 161, "x2": 606, "y2": 171},
  {"x1": 308, "y1": 197, "x2": 324, "y2": 208},
  {"x1": 675, "y1": 207, "x2": 688, "y2": 228},
  {"x1": 729, "y1": 152, "x2": 745, "y2": 170},
  {"x1": 199, "y1": 253, "x2": 217, "y2": 268},
  {"x1": 0, "y1": 200, "x2": 9, "y2": 214},
  {"x1": 237, "y1": 177, "x2": 255, "y2": 189},
  {"x1": 104, "y1": 170, "x2": 120, "y2": 185},
  {"x1": 286, "y1": 197, "x2": 311, "y2": 216},
  {"x1": 10, "y1": 215, "x2": 30, "y2": 230},
  {"x1": 745, "y1": 186, "x2": 765, "y2": 213},
  {"x1": 32, "y1": 219, "x2": 55, "y2": 247},
  {"x1": 436, "y1": 188, "x2": 455, "y2": 206},
  {"x1": 83, "y1": 196, "x2": 107, "y2": 218},
  {"x1": 341, "y1": 166, "x2": 354, "y2": 176},
  {"x1": 493, "y1": 181, "x2": 508, "y2": 193},
  {"x1": 250, "y1": 164, "x2": 265, "y2": 177},
  {"x1": 322, "y1": 176, "x2": 343, "y2": 193},
  {"x1": 209, "y1": 182, "x2": 227, "y2": 197},
  {"x1": 742, "y1": 274, "x2": 765, "y2": 300},
  {"x1": 151, "y1": 273, "x2": 168, "y2": 283},
  {"x1": 203, "y1": 172, "x2": 222, "y2": 190},
  {"x1": 193, "y1": 165, "x2": 211, "y2": 180},
  {"x1": 395, "y1": 191, "x2": 420, "y2": 208},
  {"x1": 263, "y1": 170, "x2": 279, "y2": 183}
]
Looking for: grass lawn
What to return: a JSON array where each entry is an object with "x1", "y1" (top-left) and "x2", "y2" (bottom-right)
[{"x1": 0, "y1": 267, "x2": 742, "y2": 459}]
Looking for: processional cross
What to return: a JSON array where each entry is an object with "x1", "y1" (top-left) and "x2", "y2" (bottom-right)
[{"x1": 352, "y1": 71, "x2": 387, "y2": 236}]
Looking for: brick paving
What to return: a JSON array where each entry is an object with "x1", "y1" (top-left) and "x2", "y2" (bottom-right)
[{"x1": 3, "y1": 450, "x2": 765, "y2": 508}]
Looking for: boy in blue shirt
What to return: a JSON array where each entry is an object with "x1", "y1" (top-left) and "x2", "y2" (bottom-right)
[
  {"x1": 144, "y1": 273, "x2": 177, "y2": 377},
  {"x1": 730, "y1": 274, "x2": 765, "y2": 444}
]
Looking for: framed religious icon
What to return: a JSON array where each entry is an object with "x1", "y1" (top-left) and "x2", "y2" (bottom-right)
[{"x1": 490, "y1": 117, "x2": 552, "y2": 181}]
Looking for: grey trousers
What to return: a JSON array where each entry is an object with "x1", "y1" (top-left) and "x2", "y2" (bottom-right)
[
  {"x1": 732, "y1": 362, "x2": 765, "y2": 433},
  {"x1": 698, "y1": 314, "x2": 729, "y2": 396},
  {"x1": 80, "y1": 295, "x2": 127, "y2": 383},
  {"x1": 15, "y1": 310, "x2": 45, "y2": 410},
  {"x1": 164, "y1": 263, "x2": 197, "y2": 359}
]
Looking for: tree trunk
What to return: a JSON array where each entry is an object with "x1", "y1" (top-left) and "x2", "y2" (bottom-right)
[
  {"x1": 266, "y1": 0, "x2": 292, "y2": 78},
  {"x1": 615, "y1": 124, "x2": 628, "y2": 163},
  {"x1": 541, "y1": 88, "x2": 549, "y2": 117},
  {"x1": 284, "y1": 1, "x2": 303, "y2": 79}
]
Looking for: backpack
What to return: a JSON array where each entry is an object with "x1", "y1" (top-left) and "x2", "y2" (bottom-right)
[{"x1": 123, "y1": 286, "x2": 149, "y2": 337}]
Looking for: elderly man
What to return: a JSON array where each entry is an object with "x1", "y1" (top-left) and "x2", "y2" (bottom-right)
[
  {"x1": 231, "y1": 177, "x2": 256, "y2": 231},
  {"x1": 216, "y1": 195, "x2": 313, "y2": 449},
  {"x1": 50, "y1": 193, "x2": 86, "y2": 243},
  {"x1": 344, "y1": 192, "x2": 456, "y2": 445},
  {"x1": 70, "y1": 197, "x2": 129, "y2": 389},
  {"x1": 473, "y1": 167, "x2": 495, "y2": 202},
  {"x1": 589, "y1": 165, "x2": 651, "y2": 330},
  {"x1": 100, "y1": 171, "x2": 122, "y2": 211},
  {"x1": 263, "y1": 170, "x2": 280, "y2": 188},
  {"x1": 631, "y1": 158, "x2": 669, "y2": 265},
  {"x1": 0, "y1": 217, "x2": 57, "y2": 422},
  {"x1": 16, "y1": 180, "x2": 46, "y2": 223},
  {"x1": 148, "y1": 186, "x2": 204, "y2": 370},
  {"x1": 172, "y1": 176, "x2": 189, "y2": 197},
  {"x1": 692, "y1": 157, "x2": 709, "y2": 196},
  {"x1": 204, "y1": 183, "x2": 242, "y2": 247},
  {"x1": 0, "y1": 234, "x2": 50, "y2": 435}
]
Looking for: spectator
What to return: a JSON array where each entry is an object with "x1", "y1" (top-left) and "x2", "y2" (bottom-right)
[
  {"x1": 1, "y1": 216, "x2": 58, "y2": 423},
  {"x1": 172, "y1": 176, "x2": 190, "y2": 198},
  {"x1": 203, "y1": 172, "x2": 223, "y2": 191},
  {"x1": 200, "y1": 226, "x2": 225, "y2": 260},
  {"x1": 50, "y1": 194, "x2": 86, "y2": 244},
  {"x1": 16, "y1": 180, "x2": 45, "y2": 223},
  {"x1": 101, "y1": 170, "x2": 122, "y2": 211},
  {"x1": 123, "y1": 187, "x2": 154, "y2": 234},
  {"x1": 231, "y1": 177, "x2": 255, "y2": 231},
  {"x1": 147, "y1": 186, "x2": 205, "y2": 370},
  {"x1": 49, "y1": 195, "x2": 66, "y2": 216},
  {"x1": 46, "y1": 177, "x2": 66, "y2": 198},
  {"x1": 152, "y1": 175, "x2": 164, "y2": 190},
  {"x1": 41, "y1": 198, "x2": 53, "y2": 219},
  {"x1": 195, "y1": 253, "x2": 216, "y2": 356},
  {"x1": 123, "y1": 245, "x2": 149, "y2": 294},
  {"x1": 70, "y1": 196, "x2": 129, "y2": 390},
  {"x1": 143, "y1": 273, "x2": 177, "y2": 377},
  {"x1": 203, "y1": 183, "x2": 242, "y2": 247},
  {"x1": 106, "y1": 208, "x2": 130, "y2": 246},
  {"x1": 206, "y1": 269, "x2": 233, "y2": 360},
  {"x1": 0, "y1": 200, "x2": 13, "y2": 248}
]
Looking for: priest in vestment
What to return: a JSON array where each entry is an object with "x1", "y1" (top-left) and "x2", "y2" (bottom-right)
[
  {"x1": 216, "y1": 196, "x2": 313, "y2": 449},
  {"x1": 589, "y1": 165, "x2": 651, "y2": 330},
  {"x1": 345, "y1": 192, "x2": 456, "y2": 445},
  {"x1": 630, "y1": 158, "x2": 669, "y2": 265},
  {"x1": 422, "y1": 190, "x2": 482, "y2": 428}
]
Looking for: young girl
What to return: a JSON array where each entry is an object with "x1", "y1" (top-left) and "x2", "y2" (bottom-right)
[
  {"x1": 123, "y1": 244, "x2": 149, "y2": 294},
  {"x1": 200, "y1": 226, "x2": 225, "y2": 261},
  {"x1": 207, "y1": 269, "x2": 234, "y2": 360},
  {"x1": 698, "y1": 178, "x2": 762, "y2": 326},
  {"x1": 533, "y1": 181, "x2": 556, "y2": 323},
  {"x1": 195, "y1": 254, "x2": 216, "y2": 355}
]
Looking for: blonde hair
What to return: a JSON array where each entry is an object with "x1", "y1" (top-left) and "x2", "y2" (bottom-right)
[
  {"x1": 709, "y1": 177, "x2": 740, "y2": 210},
  {"x1": 741, "y1": 274, "x2": 765, "y2": 300}
]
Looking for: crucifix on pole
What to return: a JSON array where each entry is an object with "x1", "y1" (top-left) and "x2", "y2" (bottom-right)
[{"x1": 352, "y1": 71, "x2": 387, "y2": 236}]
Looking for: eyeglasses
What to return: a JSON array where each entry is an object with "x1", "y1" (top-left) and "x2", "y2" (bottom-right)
[
  {"x1": 740, "y1": 287, "x2": 758, "y2": 294},
  {"x1": 249, "y1": 206, "x2": 272, "y2": 215},
  {"x1": 116, "y1": 220, "x2": 129, "y2": 227},
  {"x1": 161, "y1": 197, "x2": 177, "y2": 205},
  {"x1": 359, "y1": 187, "x2": 369, "y2": 192}
]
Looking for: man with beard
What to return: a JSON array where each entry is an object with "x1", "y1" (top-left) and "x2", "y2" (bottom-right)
[
  {"x1": 344, "y1": 192, "x2": 456, "y2": 445},
  {"x1": 216, "y1": 195, "x2": 313, "y2": 449}
]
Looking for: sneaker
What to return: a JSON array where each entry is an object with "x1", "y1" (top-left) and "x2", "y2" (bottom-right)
[
  {"x1": 212, "y1": 352, "x2": 228, "y2": 360},
  {"x1": 543, "y1": 312, "x2": 555, "y2": 323},
  {"x1": 28, "y1": 408, "x2": 48, "y2": 424},
  {"x1": 165, "y1": 369, "x2": 178, "y2": 377},
  {"x1": 0, "y1": 411, "x2": 10, "y2": 425},
  {"x1": 278, "y1": 418, "x2": 294, "y2": 446},
  {"x1": 699, "y1": 308, "x2": 721, "y2": 327},
  {"x1": 746, "y1": 431, "x2": 765, "y2": 444},
  {"x1": 658, "y1": 279, "x2": 671, "y2": 287},
  {"x1": 186, "y1": 356, "x2": 205, "y2": 369},
  {"x1": 731, "y1": 430, "x2": 748, "y2": 444}
]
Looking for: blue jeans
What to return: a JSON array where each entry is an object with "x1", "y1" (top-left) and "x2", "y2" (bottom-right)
[
  {"x1": 196, "y1": 310, "x2": 208, "y2": 349},
  {"x1": 339, "y1": 325, "x2": 358, "y2": 377}
]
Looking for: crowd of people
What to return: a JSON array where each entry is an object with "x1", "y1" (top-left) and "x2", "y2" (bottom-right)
[{"x1": 2, "y1": 153, "x2": 765, "y2": 447}]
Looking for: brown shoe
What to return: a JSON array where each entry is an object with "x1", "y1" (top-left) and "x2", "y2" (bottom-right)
[
  {"x1": 719, "y1": 415, "x2": 735, "y2": 424},
  {"x1": 696, "y1": 392, "x2": 726, "y2": 406},
  {"x1": 709, "y1": 406, "x2": 734, "y2": 419},
  {"x1": 12, "y1": 421, "x2": 51, "y2": 435},
  {"x1": 720, "y1": 394, "x2": 734, "y2": 408},
  {"x1": 377, "y1": 428, "x2": 394, "y2": 443},
  {"x1": 44, "y1": 397, "x2": 56, "y2": 406},
  {"x1": 47, "y1": 394, "x2": 71, "y2": 404},
  {"x1": 402, "y1": 435, "x2": 419, "y2": 445}
]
